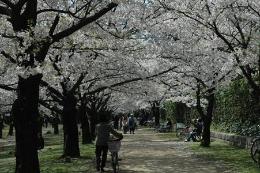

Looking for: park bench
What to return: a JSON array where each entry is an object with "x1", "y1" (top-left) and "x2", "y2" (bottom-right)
[{"x1": 155, "y1": 123, "x2": 172, "y2": 133}]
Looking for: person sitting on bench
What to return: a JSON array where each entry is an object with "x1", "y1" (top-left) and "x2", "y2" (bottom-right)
[{"x1": 185, "y1": 119, "x2": 203, "y2": 142}]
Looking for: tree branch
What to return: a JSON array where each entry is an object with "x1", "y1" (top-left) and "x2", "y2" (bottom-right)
[
  {"x1": 49, "y1": 14, "x2": 60, "y2": 36},
  {"x1": 39, "y1": 100, "x2": 62, "y2": 115},
  {"x1": 70, "y1": 72, "x2": 87, "y2": 93},
  {"x1": 51, "y1": 2, "x2": 118, "y2": 42},
  {"x1": 0, "y1": 84, "x2": 16, "y2": 91},
  {"x1": 1, "y1": 51, "x2": 16, "y2": 63},
  {"x1": 0, "y1": 5, "x2": 11, "y2": 16},
  {"x1": 40, "y1": 80, "x2": 63, "y2": 99},
  {"x1": 87, "y1": 66, "x2": 177, "y2": 95},
  {"x1": 0, "y1": 0, "x2": 14, "y2": 8}
]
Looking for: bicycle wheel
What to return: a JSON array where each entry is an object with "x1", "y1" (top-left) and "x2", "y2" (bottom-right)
[
  {"x1": 176, "y1": 129, "x2": 187, "y2": 140},
  {"x1": 251, "y1": 138, "x2": 260, "y2": 166},
  {"x1": 195, "y1": 134, "x2": 202, "y2": 142}
]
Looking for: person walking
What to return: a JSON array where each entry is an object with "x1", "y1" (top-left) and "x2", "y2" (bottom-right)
[
  {"x1": 122, "y1": 115, "x2": 128, "y2": 134},
  {"x1": 95, "y1": 113, "x2": 123, "y2": 172},
  {"x1": 128, "y1": 114, "x2": 136, "y2": 134}
]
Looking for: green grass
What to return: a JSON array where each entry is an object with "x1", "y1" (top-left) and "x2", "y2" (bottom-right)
[
  {"x1": 138, "y1": 127, "x2": 154, "y2": 131},
  {"x1": 156, "y1": 132, "x2": 179, "y2": 140},
  {"x1": 0, "y1": 132, "x2": 96, "y2": 173},
  {"x1": 190, "y1": 140, "x2": 260, "y2": 173},
  {"x1": 40, "y1": 143, "x2": 95, "y2": 173},
  {"x1": 1, "y1": 126, "x2": 10, "y2": 139},
  {"x1": 156, "y1": 131, "x2": 260, "y2": 173}
]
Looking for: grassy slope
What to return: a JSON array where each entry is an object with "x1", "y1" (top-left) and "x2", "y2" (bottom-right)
[{"x1": 0, "y1": 132, "x2": 96, "y2": 173}]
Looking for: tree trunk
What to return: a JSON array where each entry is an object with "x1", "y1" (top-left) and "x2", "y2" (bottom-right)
[
  {"x1": 0, "y1": 125, "x2": 2, "y2": 139},
  {"x1": 154, "y1": 108, "x2": 160, "y2": 126},
  {"x1": 201, "y1": 93, "x2": 215, "y2": 147},
  {"x1": 53, "y1": 123, "x2": 59, "y2": 135},
  {"x1": 52, "y1": 116, "x2": 59, "y2": 135},
  {"x1": 89, "y1": 115, "x2": 97, "y2": 141},
  {"x1": 62, "y1": 94, "x2": 80, "y2": 157},
  {"x1": 8, "y1": 123, "x2": 14, "y2": 136},
  {"x1": 81, "y1": 117, "x2": 92, "y2": 144},
  {"x1": 13, "y1": 74, "x2": 43, "y2": 173},
  {"x1": 152, "y1": 101, "x2": 160, "y2": 126},
  {"x1": 0, "y1": 116, "x2": 3, "y2": 138},
  {"x1": 175, "y1": 102, "x2": 185, "y2": 123},
  {"x1": 80, "y1": 104, "x2": 92, "y2": 144}
]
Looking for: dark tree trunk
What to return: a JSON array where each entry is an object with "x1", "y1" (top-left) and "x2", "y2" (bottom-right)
[
  {"x1": 52, "y1": 116, "x2": 59, "y2": 135},
  {"x1": 53, "y1": 123, "x2": 59, "y2": 135},
  {"x1": 152, "y1": 101, "x2": 160, "y2": 126},
  {"x1": 80, "y1": 104, "x2": 92, "y2": 144},
  {"x1": 62, "y1": 94, "x2": 80, "y2": 157},
  {"x1": 201, "y1": 93, "x2": 215, "y2": 147},
  {"x1": 0, "y1": 116, "x2": 3, "y2": 138},
  {"x1": 8, "y1": 123, "x2": 14, "y2": 136},
  {"x1": 81, "y1": 117, "x2": 92, "y2": 144},
  {"x1": 175, "y1": 102, "x2": 186, "y2": 123},
  {"x1": 90, "y1": 116, "x2": 96, "y2": 140},
  {"x1": 0, "y1": 125, "x2": 2, "y2": 139},
  {"x1": 88, "y1": 113, "x2": 97, "y2": 141},
  {"x1": 13, "y1": 74, "x2": 43, "y2": 173}
]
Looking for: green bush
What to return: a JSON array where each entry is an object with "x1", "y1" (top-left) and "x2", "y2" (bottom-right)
[{"x1": 213, "y1": 78, "x2": 260, "y2": 136}]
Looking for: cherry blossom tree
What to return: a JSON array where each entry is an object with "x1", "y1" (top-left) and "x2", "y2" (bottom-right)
[
  {"x1": 158, "y1": 0, "x2": 260, "y2": 98},
  {"x1": 109, "y1": 0, "x2": 259, "y2": 146},
  {"x1": 139, "y1": 0, "x2": 243, "y2": 146},
  {"x1": 0, "y1": 1, "x2": 118, "y2": 172}
]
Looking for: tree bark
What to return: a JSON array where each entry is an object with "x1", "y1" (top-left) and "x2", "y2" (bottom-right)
[
  {"x1": 62, "y1": 93, "x2": 80, "y2": 157},
  {"x1": 152, "y1": 101, "x2": 160, "y2": 126},
  {"x1": 8, "y1": 123, "x2": 14, "y2": 136},
  {"x1": 175, "y1": 102, "x2": 185, "y2": 123},
  {"x1": 53, "y1": 122, "x2": 59, "y2": 135},
  {"x1": 0, "y1": 125, "x2": 2, "y2": 139},
  {"x1": 89, "y1": 115, "x2": 97, "y2": 141},
  {"x1": 0, "y1": 116, "x2": 3, "y2": 138},
  {"x1": 53, "y1": 124, "x2": 59, "y2": 134},
  {"x1": 201, "y1": 93, "x2": 215, "y2": 147},
  {"x1": 13, "y1": 74, "x2": 43, "y2": 173},
  {"x1": 52, "y1": 115, "x2": 59, "y2": 135},
  {"x1": 80, "y1": 104, "x2": 92, "y2": 144}
]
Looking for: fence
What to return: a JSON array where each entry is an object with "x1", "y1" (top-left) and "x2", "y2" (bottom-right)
[{"x1": 211, "y1": 131, "x2": 253, "y2": 149}]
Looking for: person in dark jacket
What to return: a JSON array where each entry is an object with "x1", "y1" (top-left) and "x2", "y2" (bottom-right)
[
  {"x1": 128, "y1": 114, "x2": 136, "y2": 134},
  {"x1": 95, "y1": 113, "x2": 123, "y2": 172}
]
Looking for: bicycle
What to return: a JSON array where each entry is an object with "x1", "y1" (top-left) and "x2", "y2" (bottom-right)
[
  {"x1": 108, "y1": 139, "x2": 121, "y2": 173},
  {"x1": 251, "y1": 137, "x2": 260, "y2": 167},
  {"x1": 176, "y1": 126, "x2": 190, "y2": 140}
]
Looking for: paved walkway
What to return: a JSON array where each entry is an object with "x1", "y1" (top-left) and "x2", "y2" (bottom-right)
[{"x1": 112, "y1": 128, "x2": 234, "y2": 173}]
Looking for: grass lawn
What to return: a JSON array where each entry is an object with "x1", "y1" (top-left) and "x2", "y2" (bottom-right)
[
  {"x1": 0, "y1": 131, "x2": 96, "y2": 173},
  {"x1": 156, "y1": 132, "x2": 179, "y2": 140},
  {"x1": 156, "y1": 131, "x2": 260, "y2": 173},
  {"x1": 190, "y1": 140, "x2": 260, "y2": 173}
]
